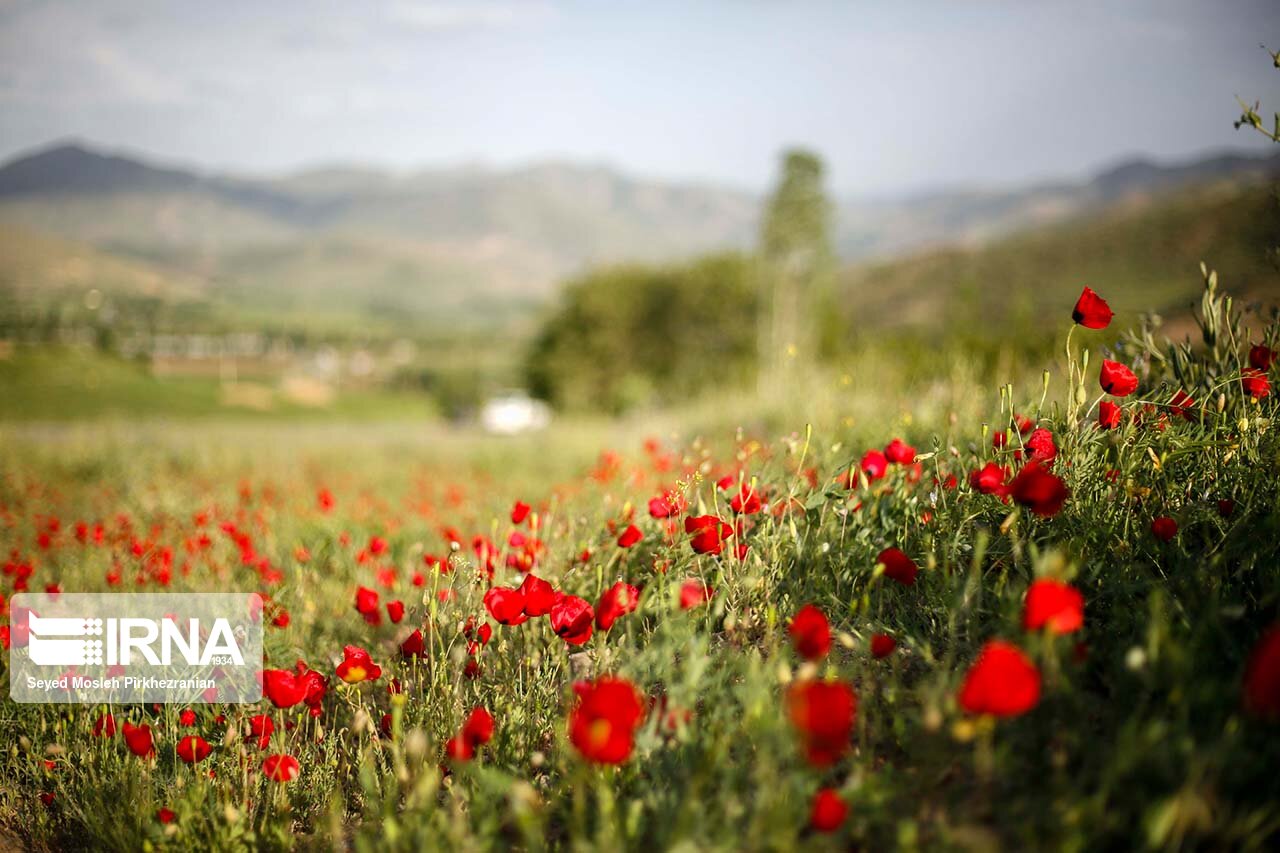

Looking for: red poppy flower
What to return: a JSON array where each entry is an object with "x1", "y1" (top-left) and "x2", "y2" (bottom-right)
[
  {"x1": 518, "y1": 574, "x2": 557, "y2": 617},
  {"x1": 176, "y1": 735, "x2": 212, "y2": 764},
  {"x1": 550, "y1": 594, "x2": 594, "y2": 645},
  {"x1": 1151, "y1": 516, "x2": 1178, "y2": 542},
  {"x1": 262, "y1": 753, "x2": 300, "y2": 782},
  {"x1": 464, "y1": 617, "x2": 493, "y2": 644},
  {"x1": 156, "y1": 807, "x2": 176, "y2": 824},
  {"x1": 400, "y1": 628, "x2": 426, "y2": 659},
  {"x1": 122, "y1": 721, "x2": 154, "y2": 757},
  {"x1": 648, "y1": 493, "x2": 679, "y2": 519},
  {"x1": 870, "y1": 633, "x2": 897, "y2": 658},
  {"x1": 1022, "y1": 579, "x2": 1084, "y2": 634},
  {"x1": 1025, "y1": 428, "x2": 1056, "y2": 464},
  {"x1": 729, "y1": 485, "x2": 763, "y2": 515},
  {"x1": 263, "y1": 668, "x2": 308, "y2": 708},
  {"x1": 685, "y1": 515, "x2": 733, "y2": 555},
  {"x1": 179, "y1": 709, "x2": 196, "y2": 727},
  {"x1": 596, "y1": 582, "x2": 641, "y2": 630},
  {"x1": 810, "y1": 788, "x2": 848, "y2": 833},
  {"x1": 1072, "y1": 286, "x2": 1113, "y2": 329},
  {"x1": 970, "y1": 462, "x2": 1008, "y2": 496},
  {"x1": 1100, "y1": 360, "x2": 1139, "y2": 397},
  {"x1": 958, "y1": 640, "x2": 1041, "y2": 717},
  {"x1": 1242, "y1": 368, "x2": 1271, "y2": 400},
  {"x1": 461, "y1": 706, "x2": 494, "y2": 745},
  {"x1": 511, "y1": 500, "x2": 532, "y2": 525},
  {"x1": 1217, "y1": 499, "x2": 1235, "y2": 518},
  {"x1": 679, "y1": 579, "x2": 713, "y2": 609},
  {"x1": 1249, "y1": 344, "x2": 1275, "y2": 371},
  {"x1": 369, "y1": 536, "x2": 388, "y2": 556},
  {"x1": 1167, "y1": 390, "x2": 1196, "y2": 421},
  {"x1": 860, "y1": 449, "x2": 888, "y2": 482},
  {"x1": 386, "y1": 600, "x2": 405, "y2": 624},
  {"x1": 787, "y1": 679, "x2": 856, "y2": 766},
  {"x1": 876, "y1": 547, "x2": 918, "y2": 587},
  {"x1": 1008, "y1": 462, "x2": 1069, "y2": 517},
  {"x1": 444, "y1": 734, "x2": 474, "y2": 761},
  {"x1": 568, "y1": 676, "x2": 645, "y2": 764},
  {"x1": 789, "y1": 604, "x2": 831, "y2": 661},
  {"x1": 484, "y1": 587, "x2": 528, "y2": 626},
  {"x1": 248, "y1": 714, "x2": 274, "y2": 749},
  {"x1": 92, "y1": 713, "x2": 117, "y2": 737},
  {"x1": 336, "y1": 645, "x2": 382, "y2": 684},
  {"x1": 884, "y1": 438, "x2": 916, "y2": 465},
  {"x1": 354, "y1": 586, "x2": 381, "y2": 625},
  {"x1": 1244, "y1": 624, "x2": 1280, "y2": 720},
  {"x1": 617, "y1": 524, "x2": 643, "y2": 548},
  {"x1": 295, "y1": 662, "x2": 328, "y2": 715},
  {"x1": 1098, "y1": 400, "x2": 1122, "y2": 429},
  {"x1": 445, "y1": 705, "x2": 496, "y2": 760}
]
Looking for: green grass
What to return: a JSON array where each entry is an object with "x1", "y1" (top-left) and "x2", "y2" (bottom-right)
[
  {"x1": 1, "y1": 275, "x2": 1279, "y2": 850},
  {"x1": 0, "y1": 347, "x2": 438, "y2": 422}
]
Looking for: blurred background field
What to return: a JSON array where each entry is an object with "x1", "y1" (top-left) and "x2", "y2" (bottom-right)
[
  {"x1": 0, "y1": 2, "x2": 1277, "y2": 447},
  {"x1": 1, "y1": 145, "x2": 1276, "y2": 430}
]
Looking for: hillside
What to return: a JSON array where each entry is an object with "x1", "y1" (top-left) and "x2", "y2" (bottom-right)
[
  {"x1": 0, "y1": 144, "x2": 761, "y2": 332},
  {"x1": 834, "y1": 181, "x2": 1280, "y2": 346},
  {"x1": 841, "y1": 150, "x2": 1280, "y2": 258},
  {"x1": 0, "y1": 223, "x2": 210, "y2": 314},
  {"x1": 1, "y1": 141, "x2": 1277, "y2": 335}
]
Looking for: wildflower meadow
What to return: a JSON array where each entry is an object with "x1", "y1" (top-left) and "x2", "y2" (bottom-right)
[{"x1": 2, "y1": 271, "x2": 1278, "y2": 851}]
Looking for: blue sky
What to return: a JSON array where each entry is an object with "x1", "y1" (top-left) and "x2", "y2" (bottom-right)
[{"x1": 0, "y1": 0, "x2": 1276, "y2": 194}]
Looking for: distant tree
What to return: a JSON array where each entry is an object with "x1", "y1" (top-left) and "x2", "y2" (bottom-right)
[
  {"x1": 526, "y1": 253, "x2": 757, "y2": 412},
  {"x1": 757, "y1": 149, "x2": 833, "y2": 395}
]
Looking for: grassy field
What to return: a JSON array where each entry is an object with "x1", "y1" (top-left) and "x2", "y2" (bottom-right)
[
  {"x1": 2, "y1": 271, "x2": 1279, "y2": 850},
  {"x1": 0, "y1": 348, "x2": 442, "y2": 422}
]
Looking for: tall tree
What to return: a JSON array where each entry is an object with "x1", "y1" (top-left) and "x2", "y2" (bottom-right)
[{"x1": 757, "y1": 149, "x2": 833, "y2": 395}]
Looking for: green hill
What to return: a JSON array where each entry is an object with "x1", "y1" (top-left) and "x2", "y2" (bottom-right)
[
  {"x1": 0, "y1": 223, "x2": 207, "y2": 304},
  {"x1": 833, "y1": 181, "x2": 1280, "y2": 348},
  {"x1": 0, "y1": 223, "x2": 227, "y2": 338}
]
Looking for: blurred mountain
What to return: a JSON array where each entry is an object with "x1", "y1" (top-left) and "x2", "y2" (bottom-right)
[
  {"x1": 835, "y1": 181, "x2": 1280, "y2": 344},
  {"x1": 0, "y1": 222, "x2": 206, "y2": 305},
  {"x1": 836, "y1": 151, "x2": 1280, "y2": 257},
  {"x1": 0, "y1": 140, "x2": 1276, "y2": 333}
]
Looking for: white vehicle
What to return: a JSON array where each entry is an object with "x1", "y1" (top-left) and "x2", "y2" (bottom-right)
[{"x1": 479, "y1": 391, "x2": 552, "y2": 435}]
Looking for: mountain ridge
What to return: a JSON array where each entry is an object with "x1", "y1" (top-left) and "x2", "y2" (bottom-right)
[
  {"x1": 1, "y1": 139, "x2": 1276, "y2": 334},
  {"x1": 5, "y1": 140, "x2": 1278, "y2": 205}
]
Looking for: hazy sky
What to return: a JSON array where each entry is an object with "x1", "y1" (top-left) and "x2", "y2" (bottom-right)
[{"x1": 0, "y1": 0, "x2": 1276, "y2": 194}]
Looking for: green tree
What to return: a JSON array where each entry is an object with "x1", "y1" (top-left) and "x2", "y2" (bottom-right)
[
  {"x1": 757, "y1": 149, "x2": 834, "y2": 396},
  {"x1": 525, "y1": 253, "x2": 757, "y2": 412}
]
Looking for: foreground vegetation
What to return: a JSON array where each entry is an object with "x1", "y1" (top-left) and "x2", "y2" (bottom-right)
[{"x1": 1, "y1": 269, "x2": 1278, "y2": 850}]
